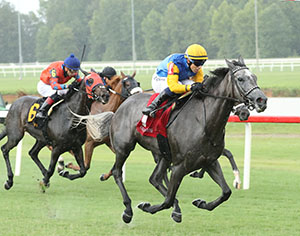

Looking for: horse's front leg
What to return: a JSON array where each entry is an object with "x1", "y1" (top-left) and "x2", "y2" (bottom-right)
[
  {"x1": 41, "y1": 147, "x2": 61, "y2": 190},
  {"x1": 59, "y1": 146, "x2": 86, "y2": 180},
  {"x1": 192, "y1": 159, "x2": 231, "y2": 211},
  {"x1": 143, "y1": 156, "x2": 182, "y2": 223},
  {"x1": 138, "y1": 163, "x2": 185, "y2": 220}
]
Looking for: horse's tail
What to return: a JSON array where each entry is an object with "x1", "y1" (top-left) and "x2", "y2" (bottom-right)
[
  {"x1": 17, "y1": 90, "x2": 28, "y2": 97},
  {"x1": 0, "y1": 129, "x2": 7, "y2": 141}
]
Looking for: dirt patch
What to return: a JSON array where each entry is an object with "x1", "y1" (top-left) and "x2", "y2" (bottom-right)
[{"x1": 3, "y1": 93, "x2": 40, "y2": 104}]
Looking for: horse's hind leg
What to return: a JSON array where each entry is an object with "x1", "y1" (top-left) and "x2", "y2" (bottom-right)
[
  {"x1": 29, "y1": 140, "x2": 47, "y2": 176},
  {"x1": 223, "y1": 148, "x2": 241, "y2": 189},
  {"x1": 1, "y1": 131, "x2": 24, "y2": 190},
  {"x1": 192, "y1": 160, "x2": 231, "y2": 211},
  {"x1": 111, "y1": 151, "x2": 133, "y2": 224}
]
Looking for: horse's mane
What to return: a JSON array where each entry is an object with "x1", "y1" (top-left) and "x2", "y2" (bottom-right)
[
  {"x1": 203, "y1": 60, "x2": 245, "y2": 90},
  {"x1": 203, "y1": 67, "x2": 229, "y2": 90},
  {"x1": 63, "y1": 80, "x2": 82, "y2": 101}
]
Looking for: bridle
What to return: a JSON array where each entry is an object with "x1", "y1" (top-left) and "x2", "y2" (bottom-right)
[
  {"x1": 107, "y1": 76, "x2": 141, "y2": 99},
  {"x1": 73, "y1": 82, "x2": 107, "y2": 102},
  {"x1": 230, "y1": 66, "x2": 260, "y2": 110}
]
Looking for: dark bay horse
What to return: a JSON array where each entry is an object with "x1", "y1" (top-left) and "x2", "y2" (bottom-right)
[
  {"x1": 63, "y1": 71, "x2": 142, "y2": 172},
  {"x1": 105, "y1": 57, "x2": 267, "y2": 223},
  {"x1": 0, "y1": 71, "x2": 109, "y2": 190}
]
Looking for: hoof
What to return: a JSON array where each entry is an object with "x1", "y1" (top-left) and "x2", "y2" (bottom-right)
[
  {"x1": 192, "y1": 199, "x2": 206, "y2": 209},
  {"x1": 58, "y1": 170, "x2": 69, "y2": 177},
  {"x1": 100, "y1": 174, "x2": 107, "y2": 181},
  {"x1": 39, "y1": 180, "x2": 50, "y2": 193},
  {"x1": 137, "y1": 202, "x2": 151, "y2": 212},
  {"x1": 171, "y1": 211, "x2": 182, "y2": 223},
  {"x1": 4, "y1": 180, "x2": 13, "y2": 190},
  {"x1": 189, "y1": 171, "x2": 204, "y2": 178},
  {"x1": 233, "y1": 180, "x2": 241, "y2": 189},
  {"x1": 57, "y1": 162, "x2": 65, "y2": 173},
  {"x1": 122, "y1": 211, "x2": 132, "y2": 224}
]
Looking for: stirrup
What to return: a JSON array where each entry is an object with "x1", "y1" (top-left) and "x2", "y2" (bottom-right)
[
  {"x1": 36, "y1": 111, "x2": 47, "y2": 119},
  {"x1": 142, "y1": 108, "x2": 153, "y2": 116}
]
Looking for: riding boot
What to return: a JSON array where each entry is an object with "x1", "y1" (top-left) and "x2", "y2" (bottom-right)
[
  {"x1": 142, "y1": 90, "x2": 170, "y2": 117},
  {"x1": 36, "y1": 93, "x2": 61, "y2": 119}
]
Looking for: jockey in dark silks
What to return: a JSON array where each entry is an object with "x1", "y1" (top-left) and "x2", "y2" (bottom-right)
[
  {"x1": 36, "y1": 53, "x2": 82, "y2": 119},
  {"x1": 142, "y1": 44, "x2": 208, "y2": 117}
]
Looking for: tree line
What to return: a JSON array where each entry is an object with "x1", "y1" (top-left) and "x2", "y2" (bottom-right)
[{"x1": 0, "y1": 0, "x2": 299, "y2": 63}]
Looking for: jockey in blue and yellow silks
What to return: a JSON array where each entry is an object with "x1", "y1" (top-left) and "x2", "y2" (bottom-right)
[{"x1": 142, "y1": 44, "x2": 208, "y2": 117}]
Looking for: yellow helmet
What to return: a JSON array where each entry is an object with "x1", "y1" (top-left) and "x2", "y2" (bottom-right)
[{"x1": 184, "y1": 44, "x2": 208, "y2": 61}]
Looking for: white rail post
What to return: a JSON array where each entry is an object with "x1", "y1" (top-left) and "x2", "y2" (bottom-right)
[
  {"x1": 243, "y1": 123, "x2": 252, "y2": 190},
  {"x1": 15, "y1": 139, "x2": 23, "y2": 176}
]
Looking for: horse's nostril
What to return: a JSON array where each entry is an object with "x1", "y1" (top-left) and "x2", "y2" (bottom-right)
[{"x1": 256, "y1": 97, "x2": 266, "y2": 105}]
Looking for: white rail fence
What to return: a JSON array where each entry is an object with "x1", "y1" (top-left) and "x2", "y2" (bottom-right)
[{"x1": 1, "y1": 58, "x2": 300, "y2": 77}]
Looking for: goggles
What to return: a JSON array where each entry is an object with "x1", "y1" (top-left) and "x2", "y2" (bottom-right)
[
  {"x1": 68, "y1": 68, "x2": 78, "y2": 73},
  {"x1": 192, "y1": 59, "x2": 206, "y2": 67}
]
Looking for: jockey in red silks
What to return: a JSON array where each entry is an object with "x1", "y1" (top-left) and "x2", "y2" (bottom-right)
[
  {"x1": 142, "y1": 44, "x2": 208, "y2": 117},
  {"x1": 36, "y1": 53, "x2": 82, "y2": 119}
]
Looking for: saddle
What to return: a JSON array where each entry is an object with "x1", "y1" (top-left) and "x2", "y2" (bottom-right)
[
  {"x1": 27, "y1": 97, "x2": 64, "y2": 129},
  {"x1": 136, "y1": 92, "x2": 193, "y2": 162}
]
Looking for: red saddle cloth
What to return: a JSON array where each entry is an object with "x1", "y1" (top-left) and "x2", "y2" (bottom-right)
[{"x1": 136, "y1": 93, "x2": 172, "y2": 138}]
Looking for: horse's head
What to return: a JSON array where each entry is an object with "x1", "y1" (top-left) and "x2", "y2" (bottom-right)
[
  {"x1": 225, "y1": 56, "x2": 267, "y2": 113},
  {"x1": 119, "y1": 71, "x2": 143, "y2": 98},
  {"x1": 84, "y1": 72, "x2": 110, "y2": 104}
]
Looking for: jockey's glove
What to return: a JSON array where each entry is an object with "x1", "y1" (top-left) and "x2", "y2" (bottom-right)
[
  {"x1": 191, "y1": 82, "x2": 203, "y2": 92},
  {"x1": 68, "y1": 82, "x2": 76, "y2": 90}
]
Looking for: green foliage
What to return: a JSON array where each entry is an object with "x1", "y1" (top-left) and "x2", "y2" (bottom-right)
[
  {"x1": 259, "y1": 3, "x2": 293, "y2": 58},
  {"x1": 1, "y1": 0, "x2": 300, "y2": 62}
]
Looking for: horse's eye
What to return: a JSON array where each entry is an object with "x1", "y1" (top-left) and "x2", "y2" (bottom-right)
[
  {"x1": 86, "y1": 78, "x2": 94, "y2": 86},
  {"x1": 238, "y1": 77, "x2": 244, "y2": 82}
]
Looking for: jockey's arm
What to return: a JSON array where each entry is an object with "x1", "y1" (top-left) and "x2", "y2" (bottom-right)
[
  {"x1": 74, "y1": 73, "x2": 82, "y2": 83},
  {"x1": 167, "y1": 63, "x2": 204, "y2": 93},
  {"x1": 192, "y1": 68, "x2": 204, "y2": 83},
  {"x1": 49, "y1": 77, "x2": 68, "y2": 90}
]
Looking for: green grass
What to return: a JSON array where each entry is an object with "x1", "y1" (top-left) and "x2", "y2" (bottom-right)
[
  {"x1": 1, "y1": 68, "x2": 300, "y2": 95},
  {"x1": 0, "y1": 123, "x2": 300, "y2": 235}
]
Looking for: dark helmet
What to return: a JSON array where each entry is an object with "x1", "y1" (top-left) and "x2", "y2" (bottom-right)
[
  {"x1": 63, "y1": 53, "x2": 80, "y2": 71},
  {"x1": 100, "y1": 66, "x2": 117, "y2": 79}
]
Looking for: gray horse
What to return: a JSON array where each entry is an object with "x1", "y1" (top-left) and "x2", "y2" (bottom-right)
[{"x1": 106, "y1": 57, "x2": 267, "y2": 223}]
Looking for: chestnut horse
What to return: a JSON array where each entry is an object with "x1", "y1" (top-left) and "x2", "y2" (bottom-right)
[{"x1": 61, "y1": 72, "x2": 142, "y2": 173}]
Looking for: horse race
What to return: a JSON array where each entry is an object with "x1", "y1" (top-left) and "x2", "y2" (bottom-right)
[{"x1": 0, "y1": 1, "x2": 300, "y2": 235}]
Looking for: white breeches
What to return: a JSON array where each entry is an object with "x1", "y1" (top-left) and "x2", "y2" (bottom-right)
[
  {"x1": 37, "y1": 81, "x2": 68, "y2": 97},
  {"x1": 151, "y1": 73, "x2": 194, "y2": 93}
]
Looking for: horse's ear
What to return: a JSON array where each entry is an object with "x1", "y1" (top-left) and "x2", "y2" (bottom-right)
[
  {"x1": 238, "y1": 56, "x2": 245, "y2": 66},
  {"x1": 91, "y1": 68, "x2": 96, "y2": 73},
  {"x1": 131, "y1": 71, "x2": 136, "y2": 78},
  {"x1": 80, "y1": 67, "x2": 90, "y2": 76},
  {"x1": 121, "y1": 71, "x2": 125, "y2": 78},
  {"x1": 225, "y1": 59, "x2": 234, "y2": 70}
]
